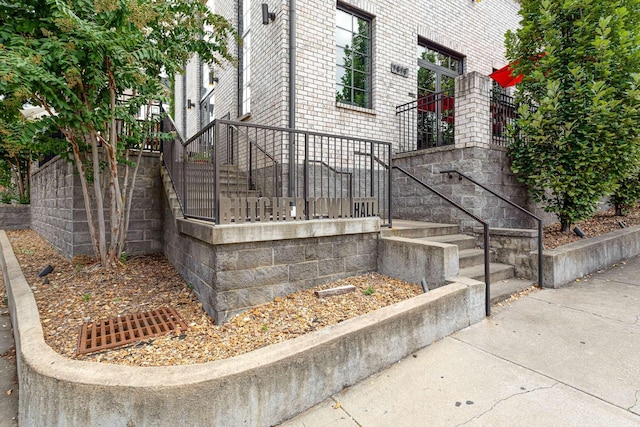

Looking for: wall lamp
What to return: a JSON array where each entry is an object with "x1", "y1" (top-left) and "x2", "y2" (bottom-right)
[
  {"x1": 262, "y1": 3, "x2": 275, "y2": 25},
  {"x1": 187, "y1": 99, "x2": 195, "y2": 109}
]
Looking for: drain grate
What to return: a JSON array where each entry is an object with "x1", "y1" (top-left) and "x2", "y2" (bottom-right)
[{"x1": 77, "y1": 307, "x2": 187, "y2": 355}]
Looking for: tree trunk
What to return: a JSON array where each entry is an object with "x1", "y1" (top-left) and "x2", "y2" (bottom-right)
[{"x1": 560, "y1": 217, "x2": 571, "y2": 233}]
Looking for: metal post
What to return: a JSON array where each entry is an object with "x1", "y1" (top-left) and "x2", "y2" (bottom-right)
[
  {"x1": 538, "y1": 219, "x2": 543, "y2": 287},
  {"x1": 387, "y1": 143, "x2": 393, "y2": 227},
  {"x1": 214, "y1": 121, "x2": 220, "y2": 224},
  {"x1": 484, "y1": 223, "x2": 491, "y2": 316},
  {"x1": 304, "y1": 132, "x2": 309, "y2": 219}
]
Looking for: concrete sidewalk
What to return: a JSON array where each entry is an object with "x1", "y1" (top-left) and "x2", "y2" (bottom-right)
[
  {"x1": 282, "y1": 259, "x2": 640, "y2": 426},
  {"x1": 0, "y1": 306, "x2": 18, "y2": 427}
]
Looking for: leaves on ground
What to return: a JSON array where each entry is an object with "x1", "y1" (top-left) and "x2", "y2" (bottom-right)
[{"x1": 5, "y1": 230, "x2": 421, "y2": 367}]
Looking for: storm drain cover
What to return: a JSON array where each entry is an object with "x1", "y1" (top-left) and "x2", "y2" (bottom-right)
[{"x1": 77, "y1": 307, "x2": 187, "y2": 355}]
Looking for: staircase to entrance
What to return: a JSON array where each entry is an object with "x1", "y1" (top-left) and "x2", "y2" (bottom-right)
[{"x1": 381, "y1": 220, "x2": 535, "y2": 304}]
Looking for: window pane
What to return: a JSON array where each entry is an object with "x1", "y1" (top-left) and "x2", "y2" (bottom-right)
[
  {"x1": 336, "y1": 10, "x2": 352, "y2": 30},
  {"x1": 336, "y1": 46, "x2": 346, "y2": 67},
  {"x1": 353, "y1": 89, "x2": 369, "y2": 108},
  {"x1": 336, "y1": 84, "x2": 349, "y2": 103},
  {"x1": 336, "y1": 65, "x2": 347, "y2": 85},
  {"x1": 353, "y1": 52, "x2": 368, "y2": 72},
  {"x1": 336, "y1": 28, "x2": 351, "y2": 48},
  {"x1": 353, "y1": 35, "x2": 369, "y2": 56},
  {"x1": 353, "y1": 70, "x2": 368, "y2": 91}
]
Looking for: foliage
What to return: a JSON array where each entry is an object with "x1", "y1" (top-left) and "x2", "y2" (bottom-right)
[
  {"x1": 610, "y1": 169, "x2": 640, "y2": 215},
  {"x1": 0, "y1": 0, "x2": 234, "y2": 266},
  {"x1": 506, "y1": 0, "x2": 640, "y2": 231}
]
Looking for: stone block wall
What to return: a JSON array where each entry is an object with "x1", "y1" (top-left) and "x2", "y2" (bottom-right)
[
  {"x1": 0, "y1": 205, "x2": 31, "y2": 230},
  {"x1": 392, "y1": 145, "x2": 537, "y2": 231},
  {"x1": 30, "y1": 153, "x2": 163, "y2": 259},
  {"x1": 162, "y1": 172, "x2": 379, "y2": 323}
]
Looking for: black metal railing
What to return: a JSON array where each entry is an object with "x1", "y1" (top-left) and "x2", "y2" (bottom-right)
[
  {"x1": 440, "y1": 169, "x2": 543, "y2": 288},
  {"x1": 392, "y1": 165, "x2": 492, "y2": 316},
  {"x1": 396, "y1": 90, "x2": 455, "y2": 153},
  {"x1": 491, "y1": 90, "x2": 516, "y2": 147},
  {"x1": 162, "y1": 119, "x2": 392, "y2": 225}
]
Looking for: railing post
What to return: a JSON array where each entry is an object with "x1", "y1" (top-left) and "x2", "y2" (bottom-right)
[
  {"x1": 369, "y1": 141, "x2": 374, "y2": 197},
  {"x1": 484, "y1": 223, "x2": 491, "y2": 316},
  {"x1": 288, "y1": 132, "x2": 295, "y2": 197},
  {"x1": 387, "y1": 143, "x2": 393, "y2": 227},
  {"x1": 182, "y1": 140, "x2": 187, "y2": 216},
  {"x1": 304, "y1": 132, "x2": 309, "y2": 219},
  {"x1": 538, "y1": 219, "x2": 543, "y2": 287},
  {"x1": 214, "y1": 120, "x2": 220, "y2": 224}
]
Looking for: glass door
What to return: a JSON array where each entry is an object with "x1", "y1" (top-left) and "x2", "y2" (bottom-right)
[{"x1": 416, "y1": 44, "x2": 462, "y2": 148}]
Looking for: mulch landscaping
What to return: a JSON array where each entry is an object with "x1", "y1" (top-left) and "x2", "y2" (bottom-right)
[{"x1": 1, "y1": 204, "x2": 638, "y2": 367}]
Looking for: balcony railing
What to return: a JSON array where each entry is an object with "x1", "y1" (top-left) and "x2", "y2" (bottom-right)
[
  {"x1": 396, "y1": 91, "x2": 455, "y2": 154},
  {"x1": 163, "y1": 120, "x2": 392, "y2": 226},
  {"x1": 491, "y1": 90, "x2": 516, "y2": 147}
]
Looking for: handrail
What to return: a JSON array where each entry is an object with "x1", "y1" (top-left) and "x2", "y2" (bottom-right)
[
  {"x1": 393, "y1": 165, "x2": 492, "y2": 316},
  {"x1": 229, "y1": 124, "x2": 278, "y2": 165},
  {"x1": 439, "y1": 169, "x2": 543, "y2": 288},
  {"x1": 354, "y1": 151, "x2": 389, "y2": 169},
  {"x1": 307, "y1": 159, "x2": 353, "y2": 199}
]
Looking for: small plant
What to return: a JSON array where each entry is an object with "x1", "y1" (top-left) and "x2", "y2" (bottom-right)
[
  {"x1": 363, "y1": 286, "x2": 375, "y2": 296},
  {"x1": 261, "y1": 324, "x2": 268, "y2": 331},
  {"x1": 187, "y1": 283, "x2": 193, "y2": 290},
  {"x1": 18, "y1": 249, "x2": 34, "y2": 255},
  {"x1": 120, "y1": 251, "x2": 127, "y2": 264},
  {"x1": 82, "y1": 293, "x2": 91, "y2": 302},
  {"x1": 114, "y1": 298, "x2": 121, "y2": 303}
]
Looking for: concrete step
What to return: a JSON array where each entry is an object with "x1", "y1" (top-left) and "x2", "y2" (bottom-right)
[
  {"x1": 418, "y1": 234, "x2": 477, "y2": 251},
  {"x1": 458, "y1": 262, "x2": 515, "y2": 283},
  {"x1": 458, "y1": 248, "x2": 494, "y2": 269},
  {"x1": 490, "y1": 278, "x2": 537, "y2": 305},
  {"x1": 381, "y1": 220, "x2": 459, "y2": 238}
]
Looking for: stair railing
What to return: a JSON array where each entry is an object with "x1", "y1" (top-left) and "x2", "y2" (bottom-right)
[
  {"x1": 439, "y1": 170, "x2": 543, "y2": 288},
  {"x1": 393, "y1": 165, "x2": 492, "y2": 316},
  {"x1": 307, "y1": 160, "x2": 353, "y2": 199},
  {"x1": 229, "y1": 123, "x2": 281, "y2": 198}
]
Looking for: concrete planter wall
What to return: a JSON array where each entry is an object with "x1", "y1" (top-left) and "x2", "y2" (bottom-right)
[
  {"x1": 1, "y1": 229, "x2": 485, "y2": 427},
  {"x1": 539, "y1": 225, "x2": 640, "y2": 288}
]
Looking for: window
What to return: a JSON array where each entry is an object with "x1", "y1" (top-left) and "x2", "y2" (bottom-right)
[
  {"x1": 336, "y1": 6, "x2": 371, "y2": 109},
  {"x1": 240, "y1": 0, "x2": 251, "y2": 116}
]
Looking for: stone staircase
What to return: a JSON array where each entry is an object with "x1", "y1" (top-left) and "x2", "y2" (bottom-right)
[{"x1": 382, "y1": 220, "x2": 535, "y2": 304}]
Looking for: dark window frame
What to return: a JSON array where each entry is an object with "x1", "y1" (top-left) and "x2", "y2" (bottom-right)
[{"x1": 336, "y1": 4, "x2": 373, "y2": 109}]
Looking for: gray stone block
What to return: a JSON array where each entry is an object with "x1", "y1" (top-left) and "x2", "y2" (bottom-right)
[{"x1": 289, "y1": 261, "x2": 319, "y2": 282}]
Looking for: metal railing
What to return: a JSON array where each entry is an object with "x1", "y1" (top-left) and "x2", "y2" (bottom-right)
[
  {"x1": 392, "y1": 165, "x2": 492, "y2": 316},
  {"x1": 396, "y1": 90, "x2": 455, "y2": 153},
  {"x1": 162, "y1": 119, "x2": 392, "y2": 225},
  {"x1": 491, "y1": 90, "x2": 516, "y2": 147},
  {"x1": 440, "y1": 169, "x2": 543, "y2": 288}
]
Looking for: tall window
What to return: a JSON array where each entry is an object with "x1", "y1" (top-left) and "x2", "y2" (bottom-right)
[
  {"x1": 240, "y1": 0, "x2": 251, "y2": 116},
  {"x1": 336, "y1": 6, "x2": 371, "y2": 109}
]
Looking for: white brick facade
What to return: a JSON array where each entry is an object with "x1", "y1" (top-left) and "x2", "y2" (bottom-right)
[{"x1": 207, "y1": 0, "x2": 520, "y2": 148}]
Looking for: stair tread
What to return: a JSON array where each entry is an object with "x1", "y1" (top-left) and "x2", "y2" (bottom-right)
[
  {"x1": 417, "y1": 234, "x2": 476, "y2": 243},
  {"x1": 459, "y1": 263, "x2": 514, "y2": 276}
]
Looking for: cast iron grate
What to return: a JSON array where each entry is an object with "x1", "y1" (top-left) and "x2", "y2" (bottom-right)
[{"x1": 77, "y1": 307, "x2": 187, "y2": 355}]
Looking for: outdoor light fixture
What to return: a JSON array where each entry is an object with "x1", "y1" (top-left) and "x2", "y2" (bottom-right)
[
  {"x1": 262, "y1": 3, "x2": 275, "y2": 24},
  {"x1": 187, "y1": 99, "x2": 195, "y2": 109},
  {"x1": 573, "y1": 226, "x2": 586, "y2": 238}
]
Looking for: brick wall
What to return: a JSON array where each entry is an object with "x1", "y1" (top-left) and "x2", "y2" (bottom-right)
[
  {"x1": 31, "y1": 153, "x2": 163, "y2": 259},
  {"x1": 213, "y1": 0, "x2": 520, "y2": 145},
  {"x1": 0, "y1": 205, "x2": 31, "y2": 230}
]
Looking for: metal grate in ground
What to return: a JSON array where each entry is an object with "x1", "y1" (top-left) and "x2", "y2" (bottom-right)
[{"x1": 77, "y1": 307, "x2": 187, "y2": 355}]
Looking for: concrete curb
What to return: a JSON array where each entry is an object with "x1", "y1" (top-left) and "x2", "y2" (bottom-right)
[
  {"x1": 0, "y1": 230, "x2": 485, "y2": 427},
  {"x1": 540, "y1": 225, "x2": 640, "y2": 288}
]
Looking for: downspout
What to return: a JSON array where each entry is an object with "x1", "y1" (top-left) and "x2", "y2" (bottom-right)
[{"x1": 288, "y1": 0, "x2": 296, "y2": 197}]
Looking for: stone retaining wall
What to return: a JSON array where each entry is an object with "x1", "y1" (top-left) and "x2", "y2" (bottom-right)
[
  {"x1": 0, "y1": 204, "x2": 30, "y2": 230},
  {"x1": 392, "y1": 145, "x2": 555, "y2": 231},
  {"x1": 30, "y1": 153, "x2": 163, "y2": 258}
]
